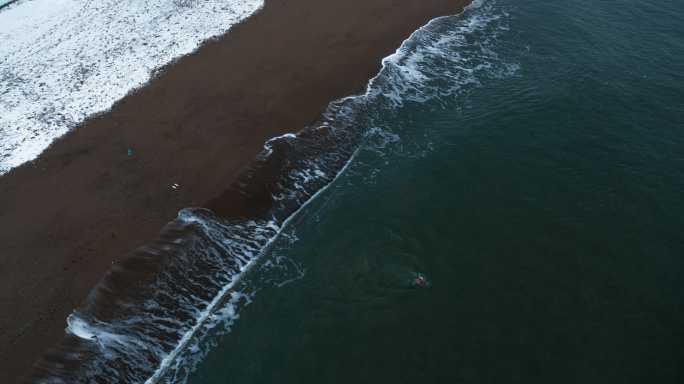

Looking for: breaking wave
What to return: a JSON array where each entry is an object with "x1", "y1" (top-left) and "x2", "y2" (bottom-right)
[{"x1": 29, "y1": 1, "x2": 516, "y2": 382}]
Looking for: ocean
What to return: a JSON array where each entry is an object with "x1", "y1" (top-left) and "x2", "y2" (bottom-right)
[
  {"x1": 17, "y1": 0, "x2": 684, "y2": 382},
  {"x1": 181, "y1": 0, "x2": 684, "y2": 383}
]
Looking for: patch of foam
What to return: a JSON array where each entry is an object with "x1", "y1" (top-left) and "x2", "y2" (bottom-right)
[
  {"x1": 66, "y1": 314, "x2": 97, "y2": 341},
  {"x1": 368, "y1": 0, "x2": 515, "y2": 110},
  {"x1": 158, "y1": 290, "x2": 251, "y2": 384},
  {"x1": 0, "y1": 0, "x2": 264, "y2": 174},
  {"x1": 67, "y1": 313, "x2": 134, "y2": 350}
]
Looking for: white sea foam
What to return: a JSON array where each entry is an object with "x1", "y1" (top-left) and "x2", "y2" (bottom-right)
[
  {"x1": 0, "y1": 0, "x2": 263, "y2": 174},
  {"x1": 67, "y1": 314, "x2": 136, "y2": 351},
  {"x1": 368, "y1": 0, "x2": 515, "y2": 109},
  {"x1": 66, "y1": 315, "x2": 98, "y2": 341}
]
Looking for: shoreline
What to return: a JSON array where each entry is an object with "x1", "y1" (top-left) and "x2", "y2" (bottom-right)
[
  {"x1": 0, "y1": 0, "x2": 469, "y2": 381},
  {"x1": 0, "y1": 0, "x2": 20, "y2": 11}
]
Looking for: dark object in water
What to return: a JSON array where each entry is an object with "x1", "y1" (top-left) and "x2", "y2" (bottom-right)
[{"x1": 413, "y1": 274, "x2": 428, "y2": 287}]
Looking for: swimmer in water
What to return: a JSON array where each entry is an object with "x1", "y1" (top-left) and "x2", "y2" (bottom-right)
[{"x1": 414, "y1": 274, "x2": 427, "y2": 287}]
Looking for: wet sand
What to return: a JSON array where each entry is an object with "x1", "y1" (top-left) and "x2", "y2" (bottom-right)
[{"x1": 0, "y1": 0, "x2": 469, "y2": 381}]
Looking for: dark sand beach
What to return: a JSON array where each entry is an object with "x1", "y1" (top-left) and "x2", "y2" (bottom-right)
[{"x1": 0, "y1": 0, "x2": 469, "y2": 381}]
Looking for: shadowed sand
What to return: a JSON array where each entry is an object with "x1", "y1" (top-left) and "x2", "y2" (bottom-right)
[{"x1": 0, "y1": 0, "x2": 469, "y2": 381}]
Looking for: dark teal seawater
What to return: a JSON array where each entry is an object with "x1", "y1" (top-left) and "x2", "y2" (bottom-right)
[{"x1": 184, "y1": 0, "x2": 684, "y2": 382}]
